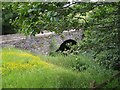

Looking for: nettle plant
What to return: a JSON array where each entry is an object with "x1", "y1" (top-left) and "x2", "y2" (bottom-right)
[{"x1": 72, "y1": 57, "x2": 89, "y2": 72}]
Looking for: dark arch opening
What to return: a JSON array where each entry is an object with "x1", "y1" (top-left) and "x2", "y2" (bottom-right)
[{"x1": 56, "y1": 39, "x2": 77, "y2": 52}]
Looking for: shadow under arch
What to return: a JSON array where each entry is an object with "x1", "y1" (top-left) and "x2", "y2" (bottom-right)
[{"x1": 56, "y1": 39, "x2": 77, "y2": 52}]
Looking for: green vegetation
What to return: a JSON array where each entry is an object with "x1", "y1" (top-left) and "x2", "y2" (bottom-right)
[
  {"x1": 1, "y1": 2, "x2": 120, "y2": 88},
  {"x1": 2, "y1": 2, "x2": 120, "y2": 70},
  {"x1": 1, "y1": 48, "x2": 120, "y2": 88},
  {"x1": 79, "y1": 2, "x2": 120, "y2": 70},
  {"x1": 2, "y1": 3, "x2": 17, "y2": 34},
  {"x1": 49, "y1": 37, "x2": 57, "y2": 52}
]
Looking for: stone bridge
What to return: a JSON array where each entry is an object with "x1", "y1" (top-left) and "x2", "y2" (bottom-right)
[{"x1": 0, "y1": 29, "x2": 83, "y2": 55}]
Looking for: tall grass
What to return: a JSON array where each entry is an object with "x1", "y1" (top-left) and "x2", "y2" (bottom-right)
[{"x1": 1, "y1": 48, "x2": 120, "y2": 88}]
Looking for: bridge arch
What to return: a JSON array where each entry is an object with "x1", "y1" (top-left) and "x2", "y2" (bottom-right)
[
  {"x1": 56, "y1": 39, "x2": 77, "y2": 52},
  {"x1": 1, "y1": 30, "x2": 83, "y2": 55}
]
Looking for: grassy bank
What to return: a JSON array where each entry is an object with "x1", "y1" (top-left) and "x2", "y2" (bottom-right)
[{"x1": 1, "y1": 48, "x2": 119, "y2": 88}]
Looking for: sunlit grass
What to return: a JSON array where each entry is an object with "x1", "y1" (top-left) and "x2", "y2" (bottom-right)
[{"x1": 1, "y1": 47, "x2": 120, "y2": 88}]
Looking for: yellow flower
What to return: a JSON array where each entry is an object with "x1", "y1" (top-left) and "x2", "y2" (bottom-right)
[
  {"x1": 2, "y1": 52, "x2": 40, "y2": 60},
  {"x1": 1, "y1": 50, "x2": 56, "y2": 76}
]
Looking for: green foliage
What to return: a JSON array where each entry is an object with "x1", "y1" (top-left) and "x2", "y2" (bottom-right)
[
  {"x1": 49, "y1": 38, "x2": 57, "y2": 55},
  {"x1": 2, "y1": 47, "x2": 120, "y2": 88},
  {"x1": 72, "y1": 56, "x2": 89, "y2": 72},
  {"x1": 79, "y1": 2, "x2": 120, "y2": 70},
  {"x1": 2, "y1": 2, "x2": 120, "y2": 88},
  {"x1": 2, "y1": 2, "x2": 18, "y2": 34},
  {"x1": 3, "y1": 2, "x2": 120, "y2": 70},
  {"x1": 9, "y1": 2, "x2": 92, "y2": 35}
]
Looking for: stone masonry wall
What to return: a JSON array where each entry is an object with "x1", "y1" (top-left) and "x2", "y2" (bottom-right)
[{"x1": 0, "y1": 29, "x2": 83, "y2": 55}]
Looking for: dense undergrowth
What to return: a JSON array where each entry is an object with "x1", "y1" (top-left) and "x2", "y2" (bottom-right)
[{"x1": 1, "y1": 48, "x2": 120, "y2": 88}]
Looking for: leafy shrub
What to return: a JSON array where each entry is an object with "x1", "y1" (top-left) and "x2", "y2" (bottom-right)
[
  {"x1": 95, "y1": 49, "x2": 120, "y2": 70},
  {"x1": 2, "y1": 2, "x2": 18, "y2": 35},
  {"x1": 72, "y1": 57, "x2": 89, "y2": 72},
  {"x1": 76, "y1": 3, "x2": 120, "y2": 71}
]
